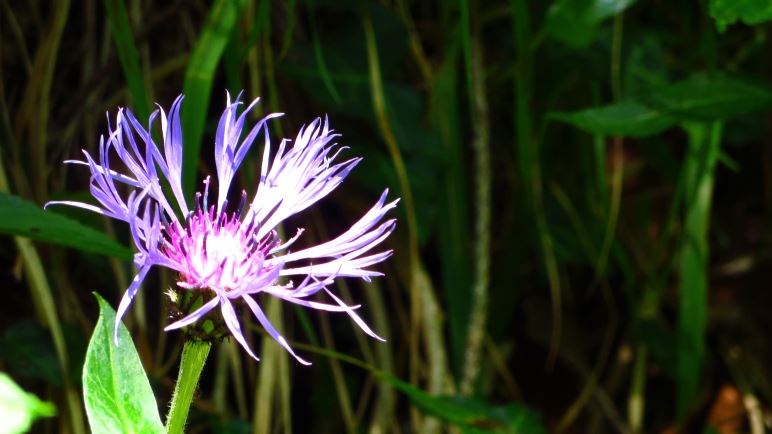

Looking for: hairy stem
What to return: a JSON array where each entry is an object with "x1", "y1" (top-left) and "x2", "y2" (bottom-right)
[{"x1": 166, "y1": 340, "x2": 212, "y2": 434}]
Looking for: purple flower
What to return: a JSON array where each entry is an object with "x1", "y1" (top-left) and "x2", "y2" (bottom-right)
[{"x1": 47, "y1": 93, "x2": 397, "y2": 364}]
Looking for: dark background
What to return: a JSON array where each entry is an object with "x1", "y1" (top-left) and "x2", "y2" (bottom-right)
[{"x1": 1, "y1": 0, "x2": 772, "y2": 433}]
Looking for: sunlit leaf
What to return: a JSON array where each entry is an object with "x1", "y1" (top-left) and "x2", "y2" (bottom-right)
[
  {"x1": 0, "y1": 193, "x2": 132, "y2": 260},
  {"x1": 0, "y1": 373, "x2": 56, "y2": 434},
  {"x1": 709, "y1": 0, "x2": 772, "y2": 32},
  {"x1": 83, "y1": 293, "x2": 163, "y2": 434}
]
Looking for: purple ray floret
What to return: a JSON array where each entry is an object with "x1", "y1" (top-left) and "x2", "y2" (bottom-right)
[{"x1": 47, "y1": 93, "x2": 398, "y2": 364}]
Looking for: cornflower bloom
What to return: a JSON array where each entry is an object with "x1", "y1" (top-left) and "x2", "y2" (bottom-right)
[{"x1": 47, "y1": 93, "x2": 398, "y2": 364}]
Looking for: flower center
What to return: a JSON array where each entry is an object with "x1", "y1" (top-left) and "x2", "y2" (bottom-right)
[{"x1": 161, "y1": 203, "x2": 278, "y2": 291}]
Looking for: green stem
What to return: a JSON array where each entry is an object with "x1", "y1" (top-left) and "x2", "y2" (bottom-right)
[{"x1": 166, "y1": 340, "x2": 212, "y2": 434}]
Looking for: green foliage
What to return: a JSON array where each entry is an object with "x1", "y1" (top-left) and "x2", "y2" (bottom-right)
[
  {"x1": 6, "y1": 0, "x2": 772, "y2": 432},
  {"x1": 645, "y1": 73, "x2": 772, "y2": 120},
  {"x1": 546, "y1": 0, "x2": 637, "y2": 48},
  {"x1": 709, "y1": 0, "x2": 772, "y2": 32},
  {"x1": 550, "y1": 100, "x2": 676, "y2": 137},
  {"x1": 0, "y1": 373, "x2": 56, "y2": 434},
  {"x1": 0, "y1": 193, "x2": 132, "y2": 259},
  {"x1": 551, "y1": 73, "x2": 772, "y2": 137},
  {"x1": 82, "y1": 294, "x2": 163, "y2": 434},
  {"x1": 381, "y1": 374, "x2": 545, "y2": 434}
]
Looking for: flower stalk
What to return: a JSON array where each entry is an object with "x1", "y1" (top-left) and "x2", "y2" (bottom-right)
[{"x1": 165, "y1": 340, "x2": 212, "y2": 434}]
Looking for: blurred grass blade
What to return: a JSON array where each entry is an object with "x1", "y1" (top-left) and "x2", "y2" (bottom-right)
[
  {"x1": 307, "y1": 2, "x2": 341, "y2": 104},
  {"x1": 278, "y1": 0, "x2": 296, "y2": 59},
  {"x1": 104, "y1": 0, "x2": 151, "y2": 121},
  {"x1": 677, "y1": 121, "x2": 722, "y2": 420},
  {"x1": 0, "y1": 193, "x2": 132, "y2": 260},
  {"x1": 429, "y1": 42, "x2": 472, "y2": 377},
  {"x1": 181, "y1": 0, "x2": 247, "y2": 199},
  {"x1": 362, "y1": 9, "x2": 427, "y2": 421},
  {"x1": 513, "y1": 0, "x2": 563, "y2": 368},
  {"x1": 253, "y1": 297, "x2": 284, "y2": 434},
  {"x1": 223, "y1": 23, "x2": 244, "y2": 93}
]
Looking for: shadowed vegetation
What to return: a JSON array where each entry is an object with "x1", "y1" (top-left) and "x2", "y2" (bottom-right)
[{"x1": 2, "y1": 0, "x2": 772, "y2": 432}]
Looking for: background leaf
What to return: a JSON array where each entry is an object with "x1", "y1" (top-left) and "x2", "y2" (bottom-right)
[
  {"x1": 550, "y1": 74, "x2": 772, "y2": 137},
  {"x1": 546, "y1": 0, "x2": 637, "y2": 48},
  {"x1": 645, "y1": 73, "x2": 772, "y2": 120},
  {"x1": 82, "y1": 293, "x2": 162, "y2": 434},
  {"x1": 0, "y1": 373, "x2": 56, "y2": 434},
  {"x1": 709, "y1": 0, "x2": 772, "y2": 32},
  {"x1": 0, "y1": 193, "x2": 132, "y2": 260},
  {"x1": 379, "y1": 374, "x2": 545, "y2": 434},
  {"x1": 549, "y1": 100, "x2": 676, "y2": 137}
]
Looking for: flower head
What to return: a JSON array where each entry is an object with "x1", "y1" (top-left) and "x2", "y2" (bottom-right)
[{"x1": 48, "y1": 93, "x2": 397, "y2": 364}]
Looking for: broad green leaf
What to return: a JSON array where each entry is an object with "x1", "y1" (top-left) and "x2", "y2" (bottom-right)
[
  {"x1": 546, "y1": 0, "x2": 637, "y2": 48},
  {"x1": 549, "y1": 100, "x2": 677, "y2": 137},
  {"x1": 0, "y1": 373, "x2": 56, "y2": 434},
  {"x1": 181, "y1": 0, "x2": 248, "y2": 200},
  {"x1": 379, "y1": 374, "x2": 545, "y2": 433},
  {"x1": 0, "y1": 193, "x2": 132, "y2": 260},
  {"x1": 709, "y1": 0, "x2": 772, "y2": 32},
  {"x1": 552, "y1": 74, "x2": 772, "y2": 138},
  {"x1": 83, "y1": 293, "x2": 163, "y2": 434},
  {"x1": 646, "y1": 73, "x2": 772, "y2": 120}
]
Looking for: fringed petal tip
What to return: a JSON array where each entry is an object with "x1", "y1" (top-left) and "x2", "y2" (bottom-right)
[{"x1": 113, "y1": 320, "x2": 122, "y2": 347}]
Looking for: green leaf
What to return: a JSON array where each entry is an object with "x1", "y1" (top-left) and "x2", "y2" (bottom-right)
[
  {"x1": 709, "y1": 0, "x2": 772, "y2": 32},
  {"x1": 83, "y1": 293, "x2": 163, "y2": 434},
  {"x1": 0, "y1": 193, "x2": 132, "y2": 260},
  {"x1": 551, "y1": 74, "x2": 772, "y2": 138},
  {"x1": 181, "y1": 0, "x2": 248, "y2": 200},
  {"x1": 546, "y1": 0, "x2": 637, "y2": 48},
  {"x1": 549, "y1": 100, "x2": 677, "y2": 137},
  {"x1": 379, "y1": 374, "x2": 545, "y2": 433},
  {"x1": 0, "y1": 373, "x2": 56, "y2": 434},
  {"x1": 645, "y1": 73, "x2": 772, "y2": 120}
]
